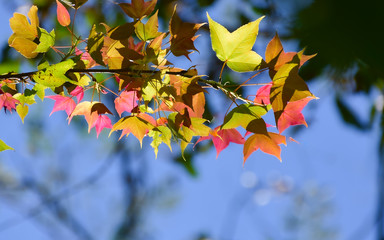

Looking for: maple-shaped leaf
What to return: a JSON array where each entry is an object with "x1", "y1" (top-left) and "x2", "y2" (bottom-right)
[
  {"x1": 114, "y1": 90, "x2": 139, "y2": 116},
  {"x1": 222, "y1": 104, "x2": 269, "y2": 130},
  {"x1": 56, "y1": 0, "x2": 71, "y2": 27},
  {"x1": 110, "y1": 116, "x2": 154, "y2": 146},
  {"x1": 169, "y1": 6, "x2": 205, "y2": 60},
  {"x1": 134, "y1": 10, "x2": 161, "y2": 41},
  {"x1": 46, "y1": 95, "x2": 76, "y2": 116},
  {"x1": 119, "y1": 0, "x2": 157, "y2": 19},
  {"x1": 195, "y1": 127, "x2": 245, "y2": 158},
  {"x1": 13, "y1": 92, "x2": 36, "y2": 123},
  {"x1": 75, "y1": 48, "x2": 97, "y2": 68},
  {"x1": 33, "y1": 59, "x2": 75, "y2": 88},
  {"x1": 243, "y1": 118, "x2": 286, "y2": 164},
  {"x1": 34, "y1": 28, "x2": 55, "y2": 53},
  {"x1": 148, "y1": 126, "x2": 172, "y2": 158},
  {"x1": 207, "y1": 13, "x2": 264, "y2": 72},
  {"x1": 278, "y1": 97, "x2": 314, "y2": 133},
  {"x1": 254, "y1": 83, "x2": 272, "y2": 105},
  {"x1": 87, "y1": 24, "x2": 105, "y2": 66},
  {"x1": 8, "y1": 5, "x2": 39, "y2": 58},
  {"x1": 269, "y1": 56, "x2": 315, "y2": 126},
  {"x1": 90, "y1": 114, "x2": 112, "y2": 138},
  {"x1": 0, "y1": 93, "x2": 20, "y2": 112},
  {"x1": 0, "y1": 139, "x2": 14, "y2": 152},
  {"x1": 69, "y1": 86, "x2": 84, "y2": 103},
  {"x1": 265, "y1": 33, "x2": 316, "y2": 78}
]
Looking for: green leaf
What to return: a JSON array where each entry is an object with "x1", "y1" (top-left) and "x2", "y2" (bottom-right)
[
  {"x1": 34, "y1": 28, "x2": 55, "y2": 53},
  {"x1": 33, "y1": 59, "x2": 75, "y2": 88},
  {"x1": 0, "y1": 139, "x2": 14, "y2": 152},
  {"x1": 33, "y1": 83, "x2": 47, "y2": 101},
  {"x1": 207, "y1": 13, "x2": 264, "y2": 72},
  {"x1": 222, "y1": 104, "x2": 269, "y2": 129},
  {"x1": 148, "y1": 126, "x2": 172, "y2": 158},
  {"x1": 134, "y1": 10, "x2": 161, "y2": 41}
]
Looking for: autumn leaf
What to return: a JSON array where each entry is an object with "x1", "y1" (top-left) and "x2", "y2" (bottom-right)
[
  {"x1": 110, "y1": 116, "x2": 154, "y2": 146},
  {"x1": 114, "y1": 90, "x2": 139, "y2": 116},
  {"x1": 254, "y1": 83, "x2": 272, "y2": 105},
  {"x1": 265, "y1": 33, "x2": 316, "y2": 78},
  {"x1": 34, "y1": 28, "x2": 55, "y2": 53},
  {"x1": 222, "y1": 104, "x2": 269, "y2": 130},
  {"x1": 118, "y1": 0, "x2": 157, "y2": 19},
  {"x1": 277, "y1": 97, "x2": 314, "y2": 133},
  {"x1": 195, "y1": 127, "x2": 245, "y2": 158},
  {"x1": 69, "y1": 86, "x2": 84, "y2": 103},
  {"x1": 90, "y1": 114, "x2": 112, "y2": 138},
  {"x1": 8, "y1": 5, "x2": 39, "y2": 58},
  {"x1": 134, "y1": 10, "x2": 161, "y2": 41},
  {"x1": 33, "y1": 59, "x2": 75, "y2": 88},
  {"x1": 56, "y1": 0, "x2": 71, "y2": 27},
  {"x1": 243, "y1": 119, "x2": 286, "y2": 164},
  {"x1": 0, "y1": 139, "x2": 14, "y2": 152},
  {"x1": 0, "y1": 93, "x2": 20, "y2": 112},
  {"x1": 169, "y1": 6, "x2": 205, "y2": 60},
  {"x1": 207, "y1": 13, "x2": 264, "y2": 72},
  {"x1": 148, "y1": 126, "x2": 172, "y2": 158},
  {"x1": 269, "y1": 55, "x2": 315, "y2": 127},
  {"x1": 46, "y1": 95, "x2": 76, "y2": 116},
  {"x1": 13, "y1": 92, "x2": 36, "y2": 123}
]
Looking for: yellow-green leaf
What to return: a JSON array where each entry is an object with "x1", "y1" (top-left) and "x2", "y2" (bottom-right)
[
  {"x1": 34, "y1": 28, "x2": 55, "y2": 53},
  {"x1": 135, "y1": 10, "x2": 161, "y2": 41},
  {"x1": 207, "y1": 13, "x2": 264, "y2": 72},
  {"x1": 33, "y1": 59, "x2": 75, "y2": 88},
  {"x1": 0, "y1": 139, "x2": 14, "y2": 152}
]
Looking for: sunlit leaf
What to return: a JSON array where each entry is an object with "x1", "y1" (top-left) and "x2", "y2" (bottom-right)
[
  {"x1": 33, "y1": 59, "x2": 75, "y2": 88},
  {"x1": 118, "y1": 0, "x2": 157, "y2": 19},
  {"x1": 0, "y1": 139, "x2": 14, "y2": 152},
  {"x1": 207, "y1": 13, "x2": 264, "y2": 72},
  {"x1": 56, "y1": 0, "x2": 71, "y2": 27},
  {"x1": 135, "y1": 10, "x2": 161, "y2": 41}
]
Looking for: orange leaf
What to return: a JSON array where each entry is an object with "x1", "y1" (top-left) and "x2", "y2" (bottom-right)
[
  {"x1": 118, "y1": 0, "x2": 157, "y2": 19},
  {"x1": 56, "y1": 0, "x2": 71, "y2": 27},
  {"x1": 278, "y1": 97, "x2": 314, "y2": 133}
]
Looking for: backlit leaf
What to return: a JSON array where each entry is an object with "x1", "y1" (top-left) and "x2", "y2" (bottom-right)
[
  {"x1": 135, "y1": 10, "x2": 161, "y2": 41},
  {"x1": 222, "y1": 104, "x2": 269, "y2": 129},
  {"x1": 0, "y1": 139, "x2": 14, "y2": 152},
  {"x1": 207, "y1": 13, "x2": 264, "y2": 72},
  {"x1": 46, "y1": 95, "x2": 76, "y2": 116},
  {"x1": 110, "y1": 116, "x2": 154, "y2": 146},
  {"x1": 33, "y1": 59, "x2": 75, "y2": 88},
  {"x1": 278, "y1": 97, "x2": 314, "y2": 133},
  {"x1": 170, "y1": 6, "x2": 205, "y2": 60},
  {"x1": 118, "y1": 0, "x2": 157, "y2": 19},
  {"x1": 56, "y1": 0, "x2": 71, "y2": 27},
  {"x1": 34, "y1": 28, "x2": 55, "y2": 53}
]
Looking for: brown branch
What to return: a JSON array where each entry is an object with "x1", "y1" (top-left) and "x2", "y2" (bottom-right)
[{"x1": 0, "y1": 68, "x2": 192, "y2": 80}]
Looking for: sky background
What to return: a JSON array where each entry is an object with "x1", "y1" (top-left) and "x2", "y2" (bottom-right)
[{"x1": 0, "y1": 0, "x2": 381, "y2": 240}]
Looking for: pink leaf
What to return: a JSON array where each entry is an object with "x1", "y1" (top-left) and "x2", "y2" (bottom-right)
[
  {"x1": 254, "y1": 83, "x2": 272, "y2": 105},
  {"x1": 195, "y1": 127, "x2": 245, "y2": 158},
  {"x1": 90, "y1": 114, "x2": 112, "y2": 138},
  {"x1": 46, "y1": 95, "x2": 76, "y2": 116},
  {"x1": 277, "y1": 97, "x2": 314, "y2": 133},
  {"x1": 70, "y1": 86, "x2": 84, "y2": 103},
  {"x1": 114, "y1": 91, "x2": 139, "y2": 116},
  {"x1": 0, "y1": 93, "x2": 20, "y2": 112}
]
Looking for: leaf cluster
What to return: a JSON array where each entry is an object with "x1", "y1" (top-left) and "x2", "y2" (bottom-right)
[{"x1": 0, "y1": 0, "x2": 316, "y2": 164}]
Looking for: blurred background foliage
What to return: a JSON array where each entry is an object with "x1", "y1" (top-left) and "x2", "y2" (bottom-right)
[{"x1": 0, "y1": 0, "x2": 383, "y2": 239}]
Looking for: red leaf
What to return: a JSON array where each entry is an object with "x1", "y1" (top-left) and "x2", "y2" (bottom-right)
[
  {"x1": 114, "y1": 90, "x2": 139, "y2": 117},
  {"x1": 254, "y1": 83, "x2": 272, "y2": 105},
  {"x1": 0, "y1": 93, "x2": 20, "y2": 112},
  {"x1": 46, "y1": 95, "x2": 76, "y2": 116},
  {"x1": 277, "y1": 97, "x2": 314, "y2": 133},
  {"x1": 56, "y1": 0, "x2": 71, "y2": 27},
  {"x1": 75, "y1": 48, "x2": 97, "y2": 68},
  {"x1": 90, "y1": 114, "x2": 112, "y2": 138},
  {"x1": 70, "y1": 86, "x2": 84, "y2": 103},
  {"x1": 195, "y1": 127, "x2": 245, "y2": 158}
]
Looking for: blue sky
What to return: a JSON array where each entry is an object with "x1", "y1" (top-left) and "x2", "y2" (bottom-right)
[{"x1": 0, "y1": 1, "x2": 381, "y2": 239}]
